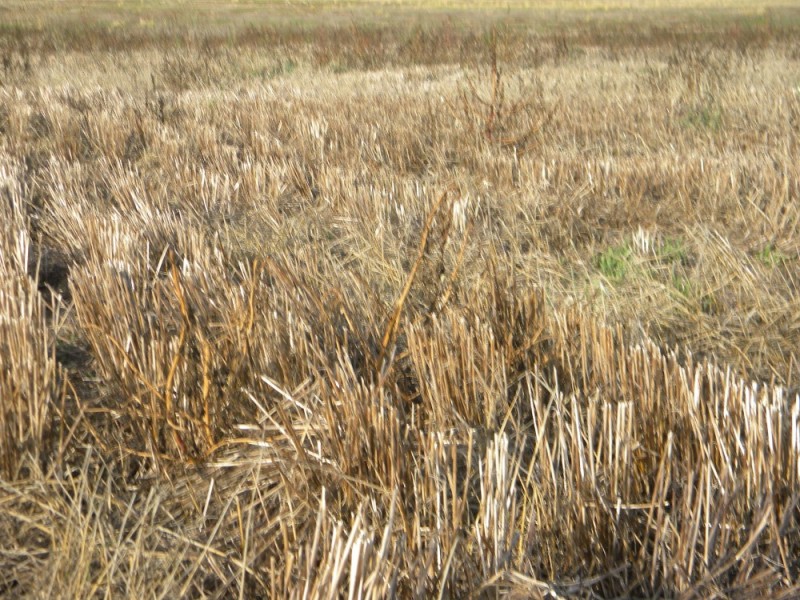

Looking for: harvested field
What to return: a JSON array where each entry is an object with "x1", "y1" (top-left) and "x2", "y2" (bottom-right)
[{"x1": 1, "y1": 2, "x2": 800, "y2": 598}]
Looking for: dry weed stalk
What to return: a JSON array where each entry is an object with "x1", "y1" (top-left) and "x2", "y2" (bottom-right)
[{"x1": 0, "y1": 162, "x2": 63, "y2": 479}]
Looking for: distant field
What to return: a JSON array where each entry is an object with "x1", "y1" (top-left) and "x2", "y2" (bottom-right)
[
  {"x1": 1, "y1": 0, "x2": 790, "y2": 7},
  {"x1": 2, "y1": 0, "x2": 798, "y2": 22},
  {"x1": 1, "y1": 3, "x2": 800, "y2": 599}
]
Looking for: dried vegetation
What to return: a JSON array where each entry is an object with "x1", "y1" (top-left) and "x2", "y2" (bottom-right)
[{"x1": 1, "y1": 6, "x2": 800, "y2": 598}]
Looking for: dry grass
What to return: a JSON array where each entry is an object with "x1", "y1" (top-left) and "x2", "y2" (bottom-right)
[{"x1": 1, "y1": 5, "x2": 800, "y2": 598}]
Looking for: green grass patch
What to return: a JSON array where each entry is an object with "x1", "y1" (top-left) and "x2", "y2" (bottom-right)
[
  {"x1": 594, "y1": 242, "x2": 632, "y2": 281},
  {"x1": 672, "y1": 274, "x2": 692, "y2": 298},
  {"x1": 680, "y1": 102, "x2": 724, "y2": 132},
  {"x1": 658, "y1": 236, "x2": 690, "y2": 265},
  {"x1": 755, "y1": 243, "x2": 789, "y2": 267}
]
